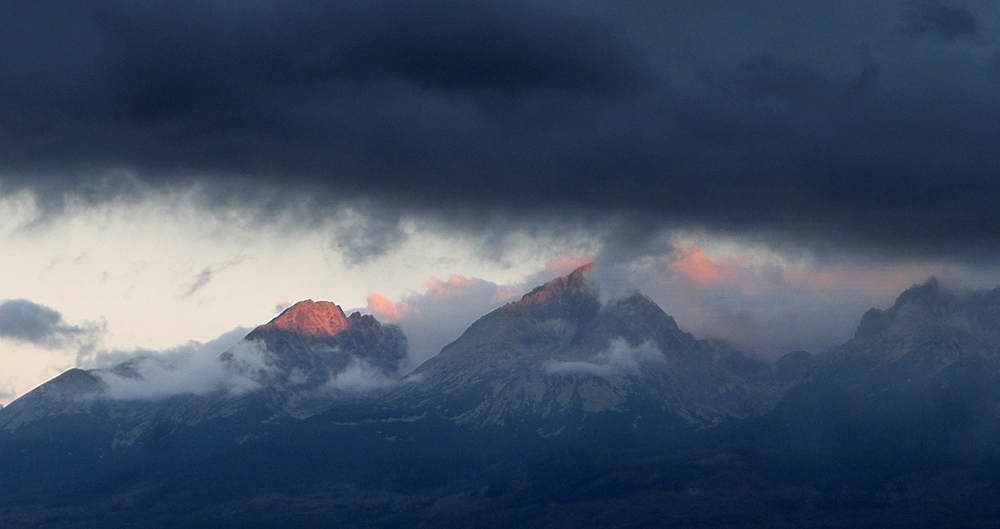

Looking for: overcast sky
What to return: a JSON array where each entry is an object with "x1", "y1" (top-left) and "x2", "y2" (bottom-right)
[{"x1": 3, "y1": 0, "x2": 1000, "y2": 403}]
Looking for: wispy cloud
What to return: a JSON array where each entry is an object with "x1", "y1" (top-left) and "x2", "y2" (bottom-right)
[
  {"x1": 367, "y1": 274, "x2": 512, "y2": 371},
  {"x1": 184, "y1": 257, "x2": 245, "y2": 298},
  {"x1": 364, "y1": 252, "x2": 598, "y2": 371},
  {"x1": 0, "y1": 299, "x2": 103, "y2": 350}
]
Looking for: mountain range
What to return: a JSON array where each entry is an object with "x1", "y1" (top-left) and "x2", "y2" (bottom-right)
[{"x1": 4, "y1": 266, "x2": 1000, "y2": 527}]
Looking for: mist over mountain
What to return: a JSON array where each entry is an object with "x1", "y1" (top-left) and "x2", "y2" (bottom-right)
[
  {"x1": 744, "y1": 278, "x2": 1000, "y2": 488},
  {"x1": 6, "y1": 269, "x2": 1000, "y2": 526}
]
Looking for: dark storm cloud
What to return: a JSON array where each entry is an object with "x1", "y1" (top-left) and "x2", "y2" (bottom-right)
[
  {"x1": 0, "y1": 300, "x2": 62, "y2": 343},
  {"x1": 2, "y1": 1, "x2": 1000, "y2": 262},
  {"x1": 0, "y1": 299, "x2": 102, "y2": 349}
]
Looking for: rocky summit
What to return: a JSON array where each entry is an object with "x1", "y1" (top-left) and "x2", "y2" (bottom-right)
[
  {"x1": 227, "y1": 300, "x2": 406, "y2": 415},
  {"x1": 251, "y1": 299, "x2": 352, "y2": 337}
]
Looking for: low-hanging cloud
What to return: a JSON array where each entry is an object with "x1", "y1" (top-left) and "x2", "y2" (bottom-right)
[
  {"x1": 85, "y1": 325, "x2": 405, "y2": 400},
  {"x1": 365, "y1": 247, "x2": 959, "y2": 363},
  {"x1": 545, "y1": 338, "x2": 664, "y2": 378},
  {"x1": 324, "y1": 358, "x2": 398, "y2": 393},
  {"x1": 83, "y1": 326, "x2": 255, "y2": 400},
  {"x1": 0, "y1": 299, "x2": 102, "y2": 350}
]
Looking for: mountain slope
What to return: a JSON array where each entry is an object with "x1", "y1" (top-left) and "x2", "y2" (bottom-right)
[
  {"x1": 239, "y1": 299, "x2": 407, "y2": 384},
  {"x1": 745, "y1": 278, "x2": 1000, "y2": 485},
  {"x1": 386, "y1": 265, "x2": 790, "y2": 433}
]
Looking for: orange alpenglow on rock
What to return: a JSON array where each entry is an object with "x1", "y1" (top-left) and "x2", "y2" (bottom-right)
[
  {"x1": 256, "y1": 300, "x2": 350, "y2": 338},
  {"x1": 507, "y1": 262, "x2": 594, "y2": 310}
]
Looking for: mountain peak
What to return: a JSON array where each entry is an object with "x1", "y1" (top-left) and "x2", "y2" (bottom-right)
[
  {"x1": 505, "y1": 263, "x2": 596, "y2": 313},
  {"x1": 232, "y1": 299, "x2": 407, "y2": 413},
  {"x1": 255, "y1": 300, "x2": 349, "y2": 338},
  {"x1": 520, "y1": 263, "x2": 593, "y2": 300},
  {"x1": 892, "y1": 277, "x2": 950, "y2": 310},
  {"x1": 853, "y1": 278, "x2": 953, "y2": 340}
]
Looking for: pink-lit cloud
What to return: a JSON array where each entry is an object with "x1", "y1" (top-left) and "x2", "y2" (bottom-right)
[
  {"x1": 544, "y1": 253, "x2": 595, "y2": 276},
  {"x1": 671, "y1": 245, "x2": 728, "y2": 285},
  {"x1": 365, "y1": 293, "x2": 410, "y2": 324},
  {"x1": 422, "y1": 274, "x2": 477, "y2": 296}
]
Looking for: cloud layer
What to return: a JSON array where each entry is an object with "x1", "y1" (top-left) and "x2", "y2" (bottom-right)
[
  {"x1": 4, "y1": 2, "x2": 1000, "y2": 392},
  {"x1": 2, "y1": 1, "x2": 1000, "y2": 262},
  {"x1": 83, "y1": 326, "x2": 252, "y2": 400},
  {"x1": 365, "y1": 247, "x2": 968, "y2": 360},
  {"x1": 0, "y1": 299, "x2": 102, "y2": 350}
]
